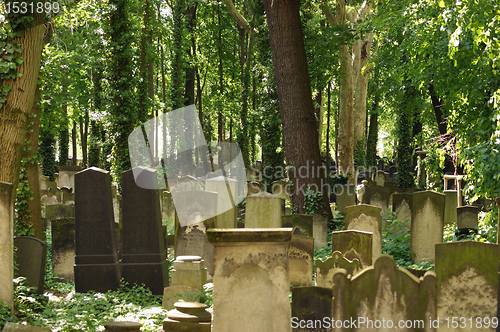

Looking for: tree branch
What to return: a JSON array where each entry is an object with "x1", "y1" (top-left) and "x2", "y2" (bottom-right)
[{"x1": 224, "y1": 0, "x2": 250, "y2": 32}]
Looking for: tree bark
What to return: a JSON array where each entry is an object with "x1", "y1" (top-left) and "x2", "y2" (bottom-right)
[
  {"x1": 428, "y1": 84, "x2": 447, "y2": 136},
  {"x1": 263, "y1": 0, "x2": 332, "y2": 218},
  {"x1": 0, "y1": 17, "x2": 44, "y2": 190},
  {"x1": 24, "y1": 86, "x2": 43, "y2": 240}
]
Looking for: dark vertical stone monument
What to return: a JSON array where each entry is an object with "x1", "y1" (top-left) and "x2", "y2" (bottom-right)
[
  {"x1": 121, "y1": 168, "x2": 168, "y2": 295},
  {"x1": 291, "y1": 286, "x2": 333, "y2": 332},
  {"x1": 14, "y1": 237, "x2": 46, "y2": 294},
  {"x1": 74, "y1": 167, "x2": 120, "y2": 293}
]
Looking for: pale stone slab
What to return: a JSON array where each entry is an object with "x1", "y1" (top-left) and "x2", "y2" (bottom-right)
[
  {"x1": 205, "y1": 176, "x2": 237, "y2": 228},
  {"x1": 245, "y1": 192, "x2": 283, "y2": 228},
  {"x1": 207, "y1": 228, "x2": 292, "y2": 332},
  {"x1": 288, "y1": 235, "x2": 313, "y2": 287},
  {"x1": 410, "y1": 190, "x2": 445, "y2": 263},
  {"x1": 444, "y1": 190, "x2": 458, "y2": 225},
  {"x1": 436, "y1": 241, "x2": 500, "y2": 332},
  {"x1": 346, "y1": 204, "x2": 382, "y2": 265},
  {"x1": 310, "y1": 213, "x2": 328, "y2": 249},
  {"x1": 331, "y1": 255, "x2": 437, "y2": 330},
  {"x1": 315, "y1": 251, "x2": 361, "y2": 288}
]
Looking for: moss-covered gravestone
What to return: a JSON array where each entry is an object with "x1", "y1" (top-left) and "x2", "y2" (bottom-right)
[
  {"x1": 288, "y1": 234, "x2": 314, "y2": 287},
  {"x1": 435, "y1": 241, "x2": 500, "y2": 331},
  {"x1": 315, "y1": 251, "x2": 361, "y2": 288},
  {"x1": 14, "y1": 237, "x2": 46, "y2": 294},
  {"x1": 331, "y1": 255, "x2": 437, "y2": 330},
  {"x1": 291, "y1": 286, "x2": 333, "y2": 332},
  {"x1": 346, "y1": 204, "x2": 382, "y2": 264},
  {"x1": 207, "y1": 228, "x2": 293, "y2": 332},
  {"x1": 245, "y1": 192, "x2": 283, "y2": 228},
  {"x1": 51, "y1": 218, "x2": 75, "y2": 281},
  {"x1": 334, "y1": 184, "x2": 356, "y2": 214},
  {"x1": 361, "y1": 185, "x2": 391, "y2": 214},
  {"x1": 444, "y1": 190, "x2": 458, "y2": 225},
  {"x1": 410, "y1": 190, "x2": 445, "y2": 263},
  {"x1": 282, "y1": 214, "x2": 313, "y2": 238},
  {"x1": 331, "y1": 230, "x2": 373, "y2": 269}
]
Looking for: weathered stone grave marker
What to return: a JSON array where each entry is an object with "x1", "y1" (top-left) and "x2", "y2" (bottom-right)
[
  {"x1": 436, "y1": 241, "x2": 500, "y2": 332},
  {"x1": 315, "y1": 250, "x2": 361, "y2": 288},
  {"x1": 205, "y1": 176, "x2": 237, "y2": 228},
  {"x1": 331, "y1": 230, "x2": 372, "y2": 269},
  {"x1": 161, "y1": 302, "x2": 211, "y2": 332},
  {"x1": 345, "y1": 204, "x2": 382, "y2": 264},
  {"x1": 51, "y1": 218, "x2": 75, "y2": 281},
  {"x1": 121, "y1": 168, "x2": 168, "y2": 295},
  {"x1": 208, "y1": 228, "x2": 292, "y2": 332},
  {"x1": 245, "y1": 192, "x2": 283, "y2": 228},
  {"x1": 410, "y1": 190, "x2": 445, "y2": 263},
  {"x1": 291, "y1": 286, "x2": 333, "y2": 332},
  {"x1": 0, "y1": 182, "x2": 14, "y2": 307},
  {"x1": 14, "y1": 237, "x2": 46, "y2": 294},
  {"x1": 74, "y1": 167, "x2": 120, "y2": 293},
  {"x1": 334, "y1": 184, "x2": 356, "y2": 213},
  {"x1": 288, "y1": 234, "x2": 314, "y2": 286}
]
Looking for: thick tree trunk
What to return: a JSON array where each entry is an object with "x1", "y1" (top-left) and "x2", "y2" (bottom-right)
[
  {"x1": 24, "y1": 87, "x2": 43, "y2": 240},
  {"x1": 429, "y1": 84, "x2": 447, "y2": 136},
  {"x1": 0, "y1": 18, "x2": 44, "y2": 189},
  {"x1": 264, "y1": 0, "x2": 332, "y2": 218}
]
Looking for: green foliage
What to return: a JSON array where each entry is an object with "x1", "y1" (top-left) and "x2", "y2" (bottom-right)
[
  {"x1": 0, "y1": 301, "x2": 16, "y2": 330},
  {"x1": 38, "y1": 129, "x2": 58, "y2": 181},
  {"x1": 353, "y1": 137, "x2": 367, "y2": 167},
  {"x1": 14, "y1": 113, "x2": 37, "y2": 237},
  {"x1": 304, "y1": 185, "x2": 323, "y2": 215}
]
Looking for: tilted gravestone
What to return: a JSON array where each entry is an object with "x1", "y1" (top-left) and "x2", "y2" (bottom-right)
[
  {"x1": 245, "y1": 192, "x2": 283, "y2": 228},
  {"x1": 74, "y1": 167, "x2": 120, "y2": 293},
  {"x1": 331, "y1": 255, "x2": 437, "y2": 330},
  {"x1": 44, "y1": 204, "x2": 74, "y2": 224},
  {"x1": 51, "y1": 218, "x2": 75, "y2": 281},
  {"x1": 315, "y1": 251, "x2": 361, "y2": 288},
  {"x1": 291, "y1": 286, "x2": 333, "y2": 332},
  {"x1": 410, "y1": 190, "x2": 445, "y2": 263},
  {"x1": 345, "y1": 204, "x2": 382, "y2": 264},
  {"x1": 436, "y1": 241, "x2": 500, "y2": 332},
  {"x1": 331, "y1": 230, "x2": 372, "y2": 269},
  {"x1": 14, "y1": 237, "x2": 46, "y2": 294},
  {"x1": 207, "y1": 228, "x2": 293, "y2": 332},
  {"x1": 121, "y1": 168, "x2": 168, "y2": 295}
]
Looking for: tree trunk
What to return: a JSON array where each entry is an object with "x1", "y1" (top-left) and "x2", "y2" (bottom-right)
[
  {"x1": 428, "y1": 84, "x2": 447, "y2": 136},
  {"x1": 72, "y1": 120, "x2": 77, "y2": 165},
  {"x1": 0, "y1": 17, "x2": 44, "y2": 189},
  {"x1": 217, "y1": 3, "x2": 224, "y2": 142},
  {"x1": 24, "y1": 86, "x2": 43, "y2": 240},
  {"x1": 263, "y1": 0, "x2": 332, "y2": 218}
]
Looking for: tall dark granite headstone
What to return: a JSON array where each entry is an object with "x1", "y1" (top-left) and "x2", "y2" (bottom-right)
[
  {"x1": 74, "y1": 167, "x2": 120, "y2": 293},
  {"x1": 121, "y1": 168, "x2": 168, "y2": 295},
  {"x1": 14, "y1": 237, "x2": 46, "y2": 294}
]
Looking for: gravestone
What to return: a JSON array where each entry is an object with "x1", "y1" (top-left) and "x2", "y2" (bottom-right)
[
  {"x1": 345, "y1": 204, "x2": 382, "y2": 264},
  {"x1": 392, "y1": 192, "x2": 412, "y2": 223},
  {"x1": 170, "y1": 256, "x2": 207, "y2": 290},
  {"x1": 436, "y1": 241, "x2": 500, "y2": 332},
  {"x1": 375, "y1": 170, "x2": 386, "y2": 186},
  {"x1": 361, "y1": 185, "x2": 391, "y2": 214},
  {"x1": 60, "y1": 187, "x2": 75, "y2": 206},
  {"x1": 51, "y1": 218, "x2": 75, "y2": 281},
  {"x1": 0, "y1": 182, "x2": 14, "y2": 307},
  {"x1": 2, "y1": 323, "x2": 52, "y2": 332},
  {"x1": 205, "y1": 176, "x2": 237, "y2": 228},
  {"x1": 388, "y1": 166, "x2": 397, "y2": 182},
  {"x1": 173, "y1": 190, "x2": 217, "y2": 280},
  {"x1": 410, "y1": 190, "x2": 445, "y2": 263},
  {"x1": 245, "y1": 192, "x2": 283, "y2": 228},
  {"x1": 288, "y1": 235, "x2": 314, "y2": 287},
  {"x1": 161, "y1": 302, "x2": 211, "y2": 332},
  {"x1": 456, "y1": 205, "x2": 479, "y2": 229},
  {"x1": 247, "y1": 181, "x2": 262, "y2": 196},
  {"x1": 161, "y1": 191, "x2": 175, "y2": 222},
  {"x1": 45, "y1": 204, "x2": 74, "y2": 224},
  {"x1": 121, "y1": 168, "x2": 168, "y2": 295},
  {"x1": 207, "y1": 228, "x2": 293, "y2": 332},
  {"x1": 291, "y1": 286, "x2": 333, "y2": 332},
  {"x1": 315, "y1": 251, "x2": 361, "y2": 288},
  {"x1": 331, "y1": 230, "x2": 372, "y2": 269},
  {"x1": 272, "y1": 178, "x2": 291, "y2": 202},
  {"x1": 334, "y1": 184, "x2": 356, "y2": 213},
  {"x1": 310, "y1": 213, "x2": 328, "y2": 249},
  {"x1": 444, "y1": 190, "x2": 458, "y2": 225},
  {"x1": 14, "y1": 237, "x2": 46, "y2": 294},
  {"x1": 57, "y1": 165, "x2": 82, "y2": 190},
  {"x1": 74, "y1": 167, "x2": 120, "y2": 293},
  {"x1": 331, "y1": 255, "x2": 437, "y2": 330},
  {"x1": 162, "y1": 285, "x2": 201, "y2": 310},
  {"x1": 282, "y1": 214, "x2": 313, "y2": 238}
]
